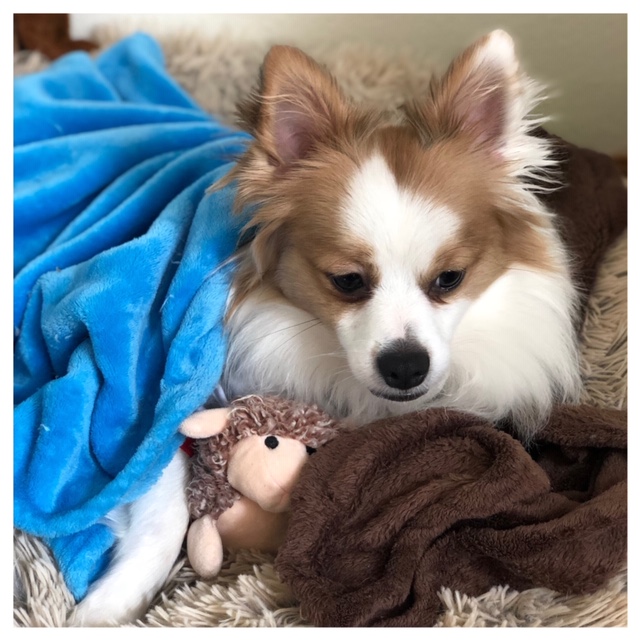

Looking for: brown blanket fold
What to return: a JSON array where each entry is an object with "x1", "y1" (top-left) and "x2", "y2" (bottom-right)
[
  {"x1": 275, "y1": 137, "x2": 627, "y2": 627},
  {"x1": 537, "y1": 133, "x2": 627, "y2": 324},
  {"x1": 276, "y1": 405, "x2": 626, "y2": 626}
]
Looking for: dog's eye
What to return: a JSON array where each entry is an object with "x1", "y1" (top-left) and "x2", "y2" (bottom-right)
[
  {"x1": 433, "y1": 270, "x2": 465, "y2": 292},
  {"x1": 264, "y1": 436, "x2": 279, "y2": 449},
  {"x1": 330, "y1": 273, "x2": 367, "y2": 296}
]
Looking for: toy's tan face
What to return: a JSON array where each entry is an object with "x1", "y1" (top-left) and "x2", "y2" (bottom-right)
[{"x1": 227, "y1": 434, "x2": 315, "y2": 512}]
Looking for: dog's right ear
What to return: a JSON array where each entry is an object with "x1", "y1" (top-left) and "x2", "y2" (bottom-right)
[{"x1": 239, "y1": 45, "x2": 350, "y2": 170}]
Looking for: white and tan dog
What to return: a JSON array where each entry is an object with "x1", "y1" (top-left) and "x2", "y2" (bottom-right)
[{"x1": 73, "y1": 30, "x2": 581, "y2": 625}]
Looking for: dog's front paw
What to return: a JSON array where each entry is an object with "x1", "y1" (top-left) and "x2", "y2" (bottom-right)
[{"x1": 67, "y1": 590, "x2": 148, "y2": 627}]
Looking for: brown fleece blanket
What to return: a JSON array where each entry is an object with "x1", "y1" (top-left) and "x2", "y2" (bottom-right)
[
  {"x1": 275, "y1": 137, "x2": 627, "y2": 626},
  {"x1": 276, "y1": 405, "x2": 626, "y2": 626}
]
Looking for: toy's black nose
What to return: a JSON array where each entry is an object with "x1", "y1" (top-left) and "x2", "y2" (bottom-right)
[
  {"x1": 264, "y1": 435, "x2": 279, "y2": 449},
  {"x1": 306, "y1": 445, "x2": 317, "y2": 455},
  {"x1": 376, "y1": 340, "x2": 430, "y2": 390}
]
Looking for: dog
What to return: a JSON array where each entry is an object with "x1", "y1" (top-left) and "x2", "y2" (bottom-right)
[{"x1": 72, "y1": 30, "x2": 581, "y2": 625}]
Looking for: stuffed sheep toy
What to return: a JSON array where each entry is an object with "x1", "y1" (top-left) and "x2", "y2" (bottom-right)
[{"x1": 179, "y1": 395, "x2": 340, "y2": 578}]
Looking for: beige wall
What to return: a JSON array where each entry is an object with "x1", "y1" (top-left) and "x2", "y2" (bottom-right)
[{"x1": 72, "y1": 14, "x2": 627, "y2": 155}]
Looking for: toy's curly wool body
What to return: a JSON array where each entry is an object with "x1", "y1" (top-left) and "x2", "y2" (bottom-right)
[{"x1": 187, "y1": 396, "x2": 339, "y2": 520}]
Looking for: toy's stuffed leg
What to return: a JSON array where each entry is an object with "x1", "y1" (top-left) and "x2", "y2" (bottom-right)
[
  {"x1": 186, "y1": 514, "x2": 224, "y2": 578},
  {"x1": 69, "y1": 449, "x2": 190, "y2": 626}
]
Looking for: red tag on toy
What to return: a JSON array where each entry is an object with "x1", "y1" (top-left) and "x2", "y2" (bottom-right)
[{"x1": 180, "y1": 437, "x2": 195, "y2": 458}]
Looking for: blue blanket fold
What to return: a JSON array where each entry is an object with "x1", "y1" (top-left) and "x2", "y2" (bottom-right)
[{"x1": 13, "y1": 33, "x2": 252, "y2": 600}]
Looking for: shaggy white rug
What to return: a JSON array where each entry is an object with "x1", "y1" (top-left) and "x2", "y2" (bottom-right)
[{"x1": 14, "y1": 25, "x2": 627, "y2": 628}]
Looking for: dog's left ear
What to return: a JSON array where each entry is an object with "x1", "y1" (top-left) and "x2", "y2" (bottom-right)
[
  {"x1": 405, "y1": 30, "x2": 542, "y2": 157},
  {"x1": 239, "y1": 45, "x2": 350, "y2": 169}
]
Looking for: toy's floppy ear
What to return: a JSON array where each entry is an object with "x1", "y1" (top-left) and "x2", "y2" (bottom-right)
[{"x1": 179, "y1": 408, "x2": 231, "y2": 439}]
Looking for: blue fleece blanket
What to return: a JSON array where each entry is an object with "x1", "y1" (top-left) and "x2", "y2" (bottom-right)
[{"x1": 14, "y1": 33, "x2": 252, "y2": 600}]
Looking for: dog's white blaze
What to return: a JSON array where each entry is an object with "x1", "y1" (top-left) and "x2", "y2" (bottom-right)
[
  {"x1": 342, "y1": 154, "x2": 460, "y2": 280},
  {"x1": 336, "y1": 153, "x2": 465, "y2": 391}
]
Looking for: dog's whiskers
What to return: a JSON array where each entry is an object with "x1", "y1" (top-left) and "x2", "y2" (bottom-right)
[
  {"x1": 266, "y1": 321, "x2": 324, "y2": 359},
  {"x1": 306, "y1": 350, "x2": 345, "y2": 360},
  {"x1": 242, "y1": 317, "x2": 321, "y2": 344}
]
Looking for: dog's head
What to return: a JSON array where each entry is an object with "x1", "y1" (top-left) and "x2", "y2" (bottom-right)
[{"x1": 222, "y1": 31, "x2": 575, "y2": 412}]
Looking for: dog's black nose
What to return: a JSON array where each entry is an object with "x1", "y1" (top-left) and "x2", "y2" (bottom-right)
[{"x1": 376, "y1": 341, "x2": 430, "y2": 390}]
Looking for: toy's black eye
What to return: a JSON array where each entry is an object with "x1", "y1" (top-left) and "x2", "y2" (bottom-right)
[
  {"x1": 329, "y1": 273, "x2": 367, "y2": 296},
  {"x1": 306, "y1": 445, "x2": 317, "y2": 455},
  {"x1": 433, "y1": 270, "x2": 465, "y2": 292},
  {"x1": 264, "y1": 436, "x2": 279, "y2": 450}
]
